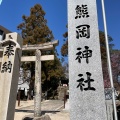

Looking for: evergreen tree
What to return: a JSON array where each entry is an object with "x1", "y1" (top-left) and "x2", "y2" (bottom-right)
[
  {"x1": 17, "y1": 4, "x2": 54, "y2": 45},
  {"x1": 17, "y1": 4, "x2": 65, "y2": 99}
]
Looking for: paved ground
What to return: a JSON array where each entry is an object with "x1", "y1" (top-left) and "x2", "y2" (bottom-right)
[{"x1": 14, "y1": 100, "x2": 70, "y2": 120}]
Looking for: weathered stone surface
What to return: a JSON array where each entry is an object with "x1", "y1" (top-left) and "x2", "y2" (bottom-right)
[
  {"x1": 34, "y1": 50, "x2": 42, "y2": 117},
  {"x1": 0, "y1": 40, "x2": 58, "y2": 51},
  {"x1": 68, "y1": 0, "x2": 107, "y2": 120},
  {"x1": 21, "y1": 55, "x2": 54, "y2": 62},
  {"x1": 0, "y1": 33, "x2": 23, "y2": 120}
]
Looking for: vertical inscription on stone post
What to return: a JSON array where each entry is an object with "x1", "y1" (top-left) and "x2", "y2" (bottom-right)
[
  {"x1": 0, "y1": 33, "x2": 22, "y2": 120},
  {"x1": 68, "y1": 0, "x2": 107, "y2": 120}
]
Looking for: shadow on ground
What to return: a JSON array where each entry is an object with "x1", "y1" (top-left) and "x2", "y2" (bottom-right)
[
  {"x1": 22, "y1": 117, "x2": 33, "y2": 120},
  {"x1": 17, "y1": 110, "x2": 57, "y2": 120},
  {"x1": 23, "y1": 114, "x2": 51, "y2": 120},
  {"x1": 15, "y1": 109, "x2": 60, "y2": 114}
]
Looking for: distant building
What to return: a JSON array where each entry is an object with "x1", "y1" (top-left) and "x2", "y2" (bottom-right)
[{"x1": 0, "y1": 25, "x2": 11, "y2": 41}]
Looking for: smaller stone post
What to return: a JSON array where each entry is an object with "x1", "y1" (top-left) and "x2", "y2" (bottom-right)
[
  {"x1": 34, "y1": 49, "x2": 41, "y2": 118},
  {"x1": 18, "y1": 88, "x2": 21, "y2": 107},
  {"x1": 0, "y1": 33, "x2": 23, "y2": 120}
]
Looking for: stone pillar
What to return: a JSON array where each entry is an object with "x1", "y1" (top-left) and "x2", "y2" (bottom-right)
[
  {"x1": 34, "y1": 49, "x2": 41, "y2": 118},
  {"x1": 0, "y1": 32, "x2": 23, "y2": 120},
  {"x1": 68, "y1": 0, "x2": 107, "y2": 120},
  {"x1": 106, "y1": 100, "x2": 113, "y2": 120}
]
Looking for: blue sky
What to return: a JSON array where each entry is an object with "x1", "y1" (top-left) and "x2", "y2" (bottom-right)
[
  {"x1": 97, "y1": 0, "x2": 120, "y2": 50},
  {"x1": 0, "y1": 0, "x2": 120, "y2": 59}
]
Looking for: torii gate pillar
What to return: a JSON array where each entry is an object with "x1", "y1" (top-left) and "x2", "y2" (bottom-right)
[{"x1": 34, "y1": 49, "x2": 42, "y2": 117}]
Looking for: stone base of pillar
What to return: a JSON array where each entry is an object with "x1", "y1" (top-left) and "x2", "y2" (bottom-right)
[{"x1": 22, "y1": 114, "x2": 51, "y2": 120}]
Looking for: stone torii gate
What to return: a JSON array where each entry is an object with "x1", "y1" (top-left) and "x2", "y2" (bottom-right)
[
  {"x1": 21, "y1": 40, "x2": 58, "y2": 118},
  {"x1": 0, "y1": 32, "x2": 58, "y2": 119}
]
